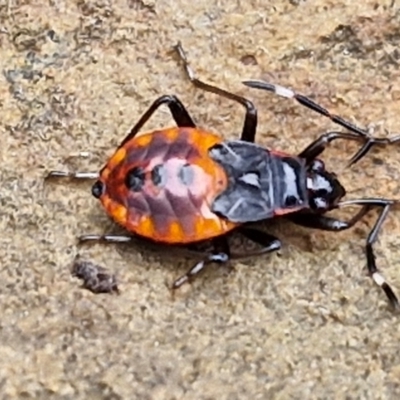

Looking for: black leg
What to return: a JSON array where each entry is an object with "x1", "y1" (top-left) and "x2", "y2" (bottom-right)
[
  {"x1": 45, "y1": 95, "x2": 196, "y2": 180},
  {"x1": 79, "y1": 234, "x2": 230, "y2": 289},
  {"x1": 174, "y1": 42, "x2": 258, "y2": 143},
  {"x1": 337, "y1": 135, "x2": 400, "y2": 167},
  {"x1": 299, "y1": 131, "x2": 400, "y2": 167},
  {"x1": 339, "y1": 133, "x2": 400, "y2": 166},
  {"x1": 172, "y1": 236, "x2": 231, "y2": 289},
  {"x1": 120, "y1": 94, "x2": 196, "y2": 147},
  {"x1": 364, "y1": 204, "x2": 398, "y2": 308},
  {"x1": 296, "y1": 131, "x2": 374, "y2": 166},
  {"x1": 232, "y1": 227, "x2": 282, "y2": 258},
  {"x1": 45, "y1": 171, "x2": 99, "y2": 180},
  {"x1": 78, "y1": 234, "x2": 134, "y2": 243},
  {"x1": 289, "y1": 198, "x2": 399, "y2": 309},
  {"x1": 241, "y1": 79, "x2": 392, "y2": 166},
  {"x1": 172, "y1": 228, "x2": 281, "y2": 288},
  {"x1": 287, "y1": 206, "x2": 371, "y2": 231},
  {"x1": 339, "y1": 198, "x2": 399, "y2": 309},
  {"x1": 242, "y1": 79, "x2": 369, "y2": 137}
]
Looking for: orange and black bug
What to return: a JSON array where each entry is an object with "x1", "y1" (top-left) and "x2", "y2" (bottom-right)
[
  {"x1": 46, "y1": 44, "x2": 268, "y2": 289},
  {"x1": 47, "y1": 42, "x2": 399, "y2": 308}
]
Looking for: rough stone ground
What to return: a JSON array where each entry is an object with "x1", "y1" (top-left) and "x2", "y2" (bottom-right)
[{"x1": 2, "y1": 1, "x2": 400, "y2": 399}]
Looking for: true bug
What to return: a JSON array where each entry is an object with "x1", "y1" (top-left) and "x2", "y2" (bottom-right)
[{"x1": 46, "y1": 43, "x2": 398, "y2": 309}]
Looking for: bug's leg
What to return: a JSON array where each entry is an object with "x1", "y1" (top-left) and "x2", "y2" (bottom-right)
[
  {"x1": 120, "y1": 94, "x2": 196, "y2": 147},
  {"x1": 289, "y1": 198, "x2": 399, "y2": 309},
  {"x1": 358, "y1": 134, "x2": 400, "y2": 166},
  {"x1": 243, "y1": 79, "x2": 368, "y2": 137},
  {"x1": 78, "y1": 234, "x2": 134, "y2": 243},
  {"x1": 45, "y1": 171, "x2": 99, "y2": 180},
  {"x1": 232, "y1": 227, "x2": 282, "y2": 258},
  {"x1": 174, "y1": 41, "x2": 258, "y2": 143},
  {"x1": 296, "y1": 130, "x2": 388, "y2": 167},
  {"x1": 46, "y1": 95, "x2": 196, "y2": 179},
  {"x1": 242, "y1": 79, "x2": 388, "y2": 166},
  {"x1": 339, "y1": 198, "x2": 399, "y2": 309},
  {"x1": 172, "y1": 236, "x2": 231, "y2": 289},
  {"x1": 287, "y1": 205, "x2": 371, "y2": 231},
  {"x1": 172, "y1": 228, "x2": 281, "y2": 289},
  {"x1": 364, "y1": 204, "x2": 398, "y2": 308}
]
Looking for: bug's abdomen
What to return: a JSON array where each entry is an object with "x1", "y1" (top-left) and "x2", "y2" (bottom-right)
[{"x1": 96, "y1": 127, "x2": 238, "y2": 244}]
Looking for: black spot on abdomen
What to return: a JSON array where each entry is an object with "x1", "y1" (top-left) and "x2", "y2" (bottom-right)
[
  {"x1": 125, "y1": 166, "x2": 145, "y2": 192},
  {"x1": 151, "y1": 164, "x2": 166, "y2": 187}
]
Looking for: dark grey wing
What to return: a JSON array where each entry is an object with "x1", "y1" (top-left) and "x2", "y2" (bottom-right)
[
  {"x1": 209, "y1": 140, "x2": 308, "y2": 223},
  {"x1": 209, "y1": 141, "x2": 276, "y2": 223}
]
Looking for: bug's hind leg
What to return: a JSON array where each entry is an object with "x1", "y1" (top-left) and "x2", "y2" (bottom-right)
[
  {"x1": 172, "y1": 227, "x2": 281, "y2": 289},
  {"x1": 174, "y1": 42, "x2": 258, "y2": 143},
  {"x1": 78, "y1": 234, "x2": 134, "y2": 243},
  {"x1": 233, "y1": 227, "x2": 282, "y2": 258},
  {"x1": 172, "y1": 236, "x2": 231, "y2": 289},
  {"x1": 120, "y1": 94, "x2": 197, "y2": 147},
  {"x1": 45, "y1": 94, "x2": 197, "y2": 180},
  {"x1": 242, "y1": 79, "x2": 369, "y2": 137},
  {"x1": 241, "y1": 79, "x2": 389, "y2": 166}
]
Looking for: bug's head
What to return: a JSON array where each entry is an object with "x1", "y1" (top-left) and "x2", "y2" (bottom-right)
[
  {"x1": 92, "y1": 179, "x2": 105, "y2": 199},
  {"x1": 306, "y1": 159, "x2": 346, "y2": 212}
]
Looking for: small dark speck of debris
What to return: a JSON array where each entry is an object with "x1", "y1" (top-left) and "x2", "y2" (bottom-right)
[
  {"x1": 240, "y1": 54, "x2": 258, "y2": 66},
  {"x1": 72, "y1": 258, "x2": 119, "y2": 294},
  {"x1": 289, "y1": 0, "x2": 306, "y2": 5},
  {"x1": 371, "y1": 157, "x2": 384, "y2": 166},
  {"x1": 47, "y1": 29, "x2": 60, "y2": 42}
]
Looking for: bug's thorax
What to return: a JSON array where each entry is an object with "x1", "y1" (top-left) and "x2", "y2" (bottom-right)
[
  {"x1": 306, "y1": 159, "x2": 346, "y2": 212},
  {"x1": 208, "y1": 141, "x2": 310, "y2": 221}
]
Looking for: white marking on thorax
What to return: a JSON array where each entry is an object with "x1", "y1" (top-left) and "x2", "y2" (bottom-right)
[
  {"x1": 307, "y1": 174, "x2": 332, "y2": 192},
  {"x1": 209, "y1": 142, "x2": 240, "y2": 161},
  {"x1": 282, "y1": 162, "x2": 301, "y2": 200},
  {"x1": 225, "y1": 198, "x2": 246, "y2": 218},
  {"x1": 239, "y1": 172, "x2": 260, "y2": 188}
]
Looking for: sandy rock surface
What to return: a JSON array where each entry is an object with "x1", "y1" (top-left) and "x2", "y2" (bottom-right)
[{"x1": 2, "y1": 1, "x2": 400, "y2": 399}]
